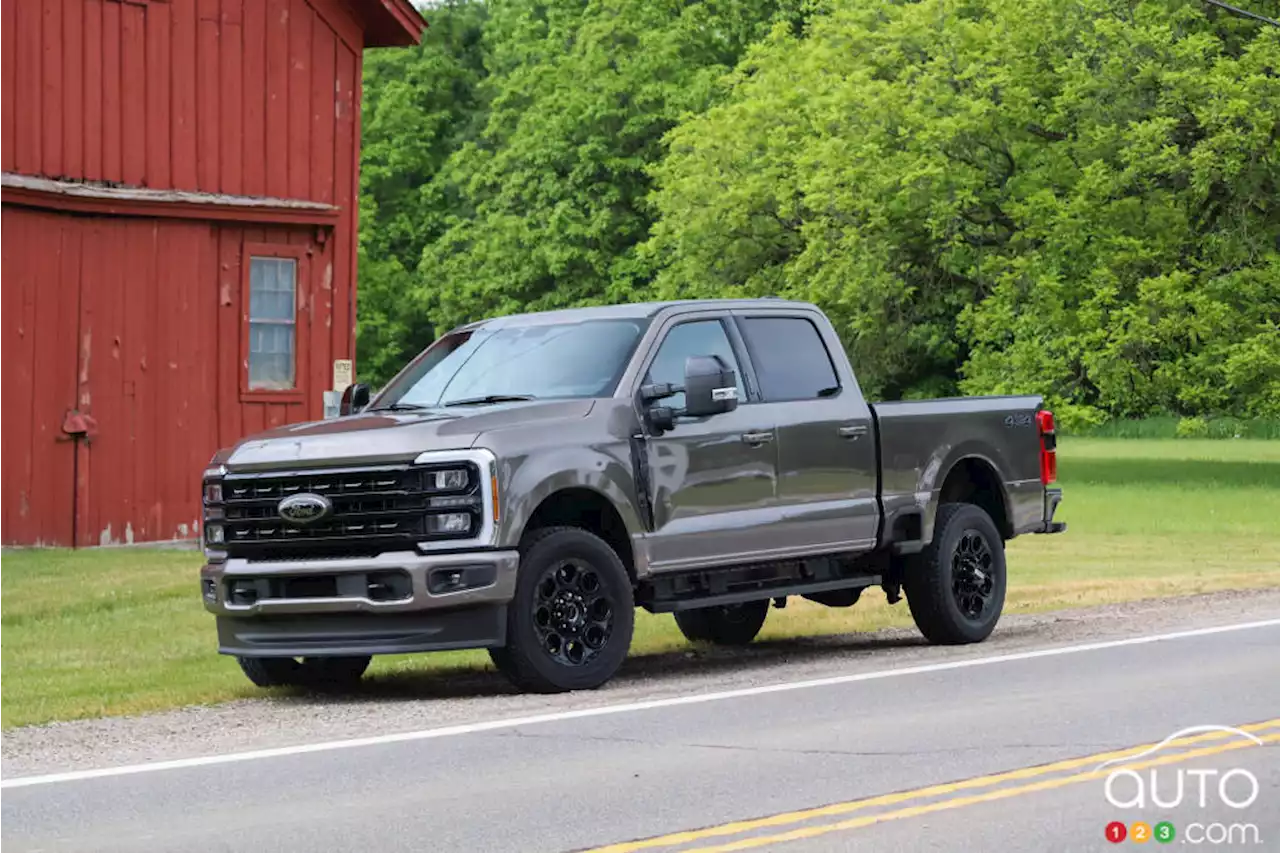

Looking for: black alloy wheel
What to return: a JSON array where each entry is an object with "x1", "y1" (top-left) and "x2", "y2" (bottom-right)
[
  {"x1": 490, "y1": 527, "x2": 635, "y2": 693},
  {"x1": 951, "y1": 529, "x2": 997, "y2": 621},
  {"x1": 673, "y1": 599, "x2": 769, "y2": 646},
  {"x1": 903, "y1": 502, "x2": 1007, "y2": 645},
  {"x1": 532, "y1": 557, "x2": 616, "y2": 668},
  {"x1": 237, "y1": 655, "x2": 371, "y2": 690}
]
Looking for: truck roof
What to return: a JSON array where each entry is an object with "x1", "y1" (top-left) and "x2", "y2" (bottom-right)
[{"x1": 461, "y1": 297, "x2": 813, "y2": 330}]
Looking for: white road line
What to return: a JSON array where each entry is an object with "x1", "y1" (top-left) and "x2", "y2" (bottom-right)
[{"x1": 4, "y1": 617, "x2": 1279, "y2": 790}]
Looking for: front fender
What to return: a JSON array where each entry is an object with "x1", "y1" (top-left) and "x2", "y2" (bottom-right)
[{"x1": 494, "y1": 446, "x2": 645, "y2": 550}]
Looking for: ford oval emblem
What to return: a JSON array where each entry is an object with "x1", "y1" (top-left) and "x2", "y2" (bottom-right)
[{"x1": 277, "y1": 492, "x2": 333, "y2": 526}]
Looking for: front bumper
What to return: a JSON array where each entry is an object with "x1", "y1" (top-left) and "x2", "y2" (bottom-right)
[{"x1": 202, "y1": 549, "x2": 519, "y2": 656}]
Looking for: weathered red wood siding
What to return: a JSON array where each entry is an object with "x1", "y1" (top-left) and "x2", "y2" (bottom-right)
[
  {"x1": 2, "y1": 0, "x2": 362, "y2": 199},
  {"x1": 1, "y1": 207, "x2": 340, "y2": 545},
  {"x1": 0, "y1": 0, "x2": 390, "y2": 546}
]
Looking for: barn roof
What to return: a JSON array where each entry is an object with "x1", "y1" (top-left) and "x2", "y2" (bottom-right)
[{"x1": 357, "y1": 0, "x2": 429, "y2": 47}]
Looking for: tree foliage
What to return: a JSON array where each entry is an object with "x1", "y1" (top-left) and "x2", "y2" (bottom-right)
[
  {"x1": 645, "y1": 0, "x2": 1280, "y2": 420},
  {"x1": 357, "y1": 0, "x2": 1279, "y2": 421},
  {"x1": 419, "y1": 0, "x2": 808, "y2": 334},
  {"x1": 357, "y1": 0, "x2": 489, "y2": 383}
]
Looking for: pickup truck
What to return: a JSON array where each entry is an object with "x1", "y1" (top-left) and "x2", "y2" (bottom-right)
[{"x1": 200, "y1": 298, "x2": 1065, "y2": 693}]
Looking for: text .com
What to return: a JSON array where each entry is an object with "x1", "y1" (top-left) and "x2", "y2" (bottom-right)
[{"x1": 1105, "y1": 821, "x2": 1263, "y2": 845}]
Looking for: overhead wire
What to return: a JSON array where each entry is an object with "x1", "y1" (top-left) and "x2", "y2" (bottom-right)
[{"x1": 1202, "y1": 0, "x2": 1280, "y2": 27}]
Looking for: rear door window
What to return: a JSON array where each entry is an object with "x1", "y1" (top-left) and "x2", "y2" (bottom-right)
[{"x1": 738, "y1": 317, "x2": 840, "y2": 402}]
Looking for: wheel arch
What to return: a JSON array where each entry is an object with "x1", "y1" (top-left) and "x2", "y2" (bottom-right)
[
  {"x1": 520, "y1": 486, "x2": 638, "y2": 582},
  {"x1": 933, "y1": 454, "x2": 1013, "y2": 540}
]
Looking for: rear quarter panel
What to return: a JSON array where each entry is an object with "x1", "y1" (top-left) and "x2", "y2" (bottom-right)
[{"x1": 873, "y1": 396, "x2": 1045, "y2": 543}]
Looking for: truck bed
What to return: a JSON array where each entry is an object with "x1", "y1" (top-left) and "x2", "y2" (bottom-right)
[{"x1": 871, "y1": 394, "x2": 1049, "y2": 545}]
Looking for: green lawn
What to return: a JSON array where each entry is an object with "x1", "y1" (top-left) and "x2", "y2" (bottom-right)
[{"x1": 3, "y1": 438, "x2": 1278, "y2": 729}]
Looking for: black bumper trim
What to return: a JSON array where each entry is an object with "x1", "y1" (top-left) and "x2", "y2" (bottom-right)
[{"x1": 217, "y1": 604, "x2": 506, "y2": 657}]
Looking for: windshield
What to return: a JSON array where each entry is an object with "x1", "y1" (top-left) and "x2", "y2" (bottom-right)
[{"x1": 373, "y1": 318, "x2": 650, "y2": 409}]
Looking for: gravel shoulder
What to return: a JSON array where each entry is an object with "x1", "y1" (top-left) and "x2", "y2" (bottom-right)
[{"x1": 5, "y1": 589, "x2": 1279, "y2": 779}]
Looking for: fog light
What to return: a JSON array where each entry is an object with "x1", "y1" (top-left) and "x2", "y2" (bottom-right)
[
  {"x1": 431, "y1": 468, "x2": 469, "y2": 491},
  {"x1": 206, "y1": 524, "x2": 225, "y2": 545},
  {"x1": 425, "y1": 513, "x2": 471, "y2": 535},
  {"x1": 201, "y1": 579, "x2": 217, "y2": 602},
  {"x1": 230, "y1": 581, "x2": 258, "y2": 605},
  {"x1": 428, "y1": 565, "x2": 498, "y2": 594}
]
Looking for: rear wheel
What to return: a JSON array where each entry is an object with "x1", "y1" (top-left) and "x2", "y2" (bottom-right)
[
  {"x1": 490, "y1": 527, "x2": 635, "y2": 693},
  {"x1": 903, "y1": 502, "x2": 1006, "y2": 644},
  {"x1": 236, "y1": 655, "x2": 371, "y2": 690},
  {"x1": 674, "y1": 600, "x2": 770, "y2": 646}
]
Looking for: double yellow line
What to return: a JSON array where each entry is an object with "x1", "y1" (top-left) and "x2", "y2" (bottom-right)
[{"x1": 585, "y1": 718, "x2": 1280, "y2": 853}]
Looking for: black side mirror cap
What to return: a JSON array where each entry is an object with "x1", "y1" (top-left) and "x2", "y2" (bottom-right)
[
  {"x1": 682, "y1": 355, "x2": 739, "y2": 418},
  {"x1": 339, "y1": 382, "x2": 372, "y2": 416}
]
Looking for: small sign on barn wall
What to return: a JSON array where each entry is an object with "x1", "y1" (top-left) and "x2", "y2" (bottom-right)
[{"x1": 332, "y1": 359, "x2": 353, "y2": 391}]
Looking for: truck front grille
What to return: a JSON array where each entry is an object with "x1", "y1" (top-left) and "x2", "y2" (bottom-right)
[{"x1": 216, "y1": 464, "x2": 482, "y2": 558}]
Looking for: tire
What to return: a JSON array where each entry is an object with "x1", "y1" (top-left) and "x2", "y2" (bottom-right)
[
  {"x1": 674, "y1": 600, "x2": 769, "y2": 646},
  {"x1": 489, "y1": 527, "x2": 635, "y2": 693},
  {"x1": 236, "y1": 655, "x2": 371, "y2": 690},
  {"x1": 903, "y1": 502, "x2": 1007, "y2": 645}
]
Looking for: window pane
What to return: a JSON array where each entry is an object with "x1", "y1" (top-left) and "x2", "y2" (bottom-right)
[
  {"x1": 249, "y1": 258, "x2": 296, "y2": 322},
  {"x1": 377, "y1": 319, "x2": 649, "y2": 407},
  {"x1": 247, "y1": 256, "x2": 297, "y2": 390},
  {"x1": 740, "y1": 317, "x2": 839, "y2": 402},
  {"x1": 645, "y1": 320, "x2": 743, "y2": 409}
]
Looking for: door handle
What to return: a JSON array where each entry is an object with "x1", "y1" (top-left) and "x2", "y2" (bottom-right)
[
  {"x1": 838, "y1": 424, "x2": 869, "y2": 439},
  {"x1": 740, "y1": 431, "x2": 774, "y2": 445}
]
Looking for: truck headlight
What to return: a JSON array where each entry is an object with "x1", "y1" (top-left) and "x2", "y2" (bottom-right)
[
  {"x1": 206, "y1": 524, "x2": 225, "y2": 545},
  {"x1": 413, "y1": 449, "x2": 496, "y2": 550},
  {"x1": 429, "y1": 468, "x2": 470, "y2": 491},
  {"x1": 204, "y1": 482, "x2": 223, "y2": 504}
]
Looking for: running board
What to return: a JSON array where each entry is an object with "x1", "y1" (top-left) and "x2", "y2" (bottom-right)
[{"x1": 645, "y1": 575, "x2": 881, "y2": 613}]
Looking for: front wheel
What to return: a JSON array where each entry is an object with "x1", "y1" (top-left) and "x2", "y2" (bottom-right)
[
  {"x1": 236, "y1": 655, "x2": 371, "y2": 690},
  {"x1": 903, "y1": 502, "x2": 1007, "y2": 644},
  {"x1": 674, "y1": 600, "x2": 769, "y2": 646},
  {"x1": 490, "y1": 527, "x2": 635, "y2": 693}
]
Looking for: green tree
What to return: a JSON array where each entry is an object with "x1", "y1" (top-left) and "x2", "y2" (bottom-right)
[
  {"x1": 357, "y1": 0, "x2": 489, "y2": 385},
  {"x1": 645, "y1": 0, "x2": 1280, "y2": 417},
  {"x1": 417, "y1": 0, "x2": 809, "y2": 337}
]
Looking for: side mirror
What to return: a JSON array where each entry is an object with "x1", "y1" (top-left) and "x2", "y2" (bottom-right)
[
  {"x1": 683, "y1": 355, "x2": 739, "y2": 418},
  {"x1": 339, "y1": 382, "x2": 371, "y2": 416}
]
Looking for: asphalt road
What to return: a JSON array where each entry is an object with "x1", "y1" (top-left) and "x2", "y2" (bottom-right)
[{"x1": 4, "y1": 608, "x2": 1279, "y2": 853}]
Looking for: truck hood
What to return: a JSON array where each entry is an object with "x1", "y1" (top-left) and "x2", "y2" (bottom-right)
[{"x1": 215, "y1": 400, "x2": 596, "y2": 471}]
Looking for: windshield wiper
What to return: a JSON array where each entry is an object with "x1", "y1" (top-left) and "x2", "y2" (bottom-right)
[
  {"x1": 443, "y1": 394, "x2": 537, "y2": 407},
  {"x1": 367, "y1": 402, "x2": 433, "y2": 412}
]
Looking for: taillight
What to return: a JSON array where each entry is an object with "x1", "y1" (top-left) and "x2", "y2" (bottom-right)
[{"x1": 1037, "y1": 409, "x2": 1057, "y2": 485}]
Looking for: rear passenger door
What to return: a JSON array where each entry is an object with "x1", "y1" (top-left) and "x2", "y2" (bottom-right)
[
  {"x1": 636, "y1": 314, "x2": 781, "y2": 573},
  {"x1": 733, "y1": 311, "x2": 880, "y2": 554}
]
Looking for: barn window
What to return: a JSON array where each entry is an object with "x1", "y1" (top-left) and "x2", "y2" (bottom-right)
[
  {"x1": 240, "y1": 242, "x2": 307, "y2": 403},
  {"x1": 247, "y1": 257, "x2": 298, "y2": 390}
]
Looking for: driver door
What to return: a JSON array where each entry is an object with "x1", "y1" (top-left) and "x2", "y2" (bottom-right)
[{"x1": 637, "y1": 315, "x2": 781, "y2": 573}]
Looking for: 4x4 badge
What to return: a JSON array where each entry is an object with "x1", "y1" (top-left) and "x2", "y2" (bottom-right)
[{"x1": 277, "y1": 493, "x2": 333, "y2": 526}]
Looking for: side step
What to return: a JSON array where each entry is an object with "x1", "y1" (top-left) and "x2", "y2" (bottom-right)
[
  {"x1": 638, "y1": 552, "x2": 885, "y2": 613},
  {"x1": 647, "y1": 575, "x2": 882, "y2": 613}
]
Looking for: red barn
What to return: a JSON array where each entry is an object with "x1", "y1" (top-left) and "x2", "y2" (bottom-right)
[{"x1": 1, "y1": 0, "x2": 425, "y2": 546}]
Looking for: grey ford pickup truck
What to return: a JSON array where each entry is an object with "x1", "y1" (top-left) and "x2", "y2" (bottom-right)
[{"x1": 200, "y1": 298, "x2": 1065, "y2": 693}]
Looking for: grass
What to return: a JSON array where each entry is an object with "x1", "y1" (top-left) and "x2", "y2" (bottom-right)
[
  {"x1": 1064, "y1": 416, "x2": 1280, "y2": 440},
  {"x1": 3, "y1": 438, "x2": 1278, "y2": 729}
]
